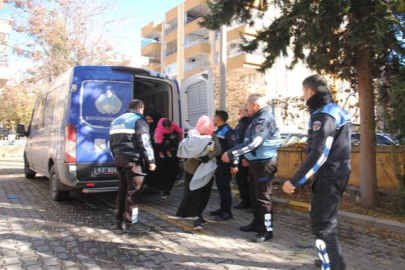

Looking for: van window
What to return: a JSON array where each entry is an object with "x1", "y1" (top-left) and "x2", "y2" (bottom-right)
[
  {"x1": 31, "y1": 97, "x2": 45, "y2": 131},
  {"x1": 80, "y1": 81, "x2": 133, "y2": 128},
  {"x1": 44, "y1": 90, "x2": 58, "y2": 127},
  {"x1": 186, "y1": 80, "x2": 208, "y2": 126}
]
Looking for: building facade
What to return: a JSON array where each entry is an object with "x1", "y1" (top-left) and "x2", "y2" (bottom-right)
[{"x1": 140, "y1": 0, "x2": 357, "y2": 132}]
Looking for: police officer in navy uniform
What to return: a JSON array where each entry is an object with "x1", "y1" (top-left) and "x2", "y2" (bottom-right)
[
  {"x1": 222, "y1": 94, "x2": 279, "y2": 242},
  {"x1": 210, "y1": 110, "x2": 238, "y2": 221},
  {"x1": 233, "y1": 105, "x2": 252, "y2": 209},
  {"x1": 283, "y1": 75, "x2": 352, "y2": 270},
  {"x1": 109, "y1": 99, "x2": 156, "y2": 234}
]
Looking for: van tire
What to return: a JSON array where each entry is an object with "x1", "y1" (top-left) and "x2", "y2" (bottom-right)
[
  {"x1": 24, "y1": 157, "x2": 36, "y2": 179},
  {"x1": 49, "y1": 166, "x2": 70, "y2": 201}
]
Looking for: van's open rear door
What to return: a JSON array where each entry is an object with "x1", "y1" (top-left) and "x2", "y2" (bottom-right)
[{"x1": 180, "y1": 70, "x2": 215, "y2": 133}]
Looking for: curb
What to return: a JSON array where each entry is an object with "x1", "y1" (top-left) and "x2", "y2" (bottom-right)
[
  {"x1": 229, "y1": 188, "x2": 405, "y2": 234},
  {"x1": 273, "y1": 197, "x2": 405, "y2": 234}
]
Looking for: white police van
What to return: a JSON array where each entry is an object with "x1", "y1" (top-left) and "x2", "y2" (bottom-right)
[{"x1": 21, "y1": 66, "x2": 214, "y2": 200}]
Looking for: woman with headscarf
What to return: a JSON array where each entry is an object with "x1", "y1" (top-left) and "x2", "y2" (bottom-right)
[
  {"x1": 176, "y1": 116, "x2": 222, "y2": 230},
  {"x1": 144, "y1": 110, "x2": 163, "y2": 141},
  {"x1": 143, "y1": 110, "x2": 181, "y2": 200}
]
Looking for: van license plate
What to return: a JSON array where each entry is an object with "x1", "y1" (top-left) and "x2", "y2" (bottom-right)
[{"x1": 94, "y1": 167, "x2": 117, "y2": 175}]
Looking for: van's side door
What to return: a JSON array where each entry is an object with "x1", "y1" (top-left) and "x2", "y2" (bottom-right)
[
  {"x1": 35, "y1": 89, "x2": 58, "y2": 175},
  {"x1": 180, "y1": 70, "x2": 215, "y2": 132},
  {"x1": 28, "y1": 96, "x2": 46, "y2": 172}
]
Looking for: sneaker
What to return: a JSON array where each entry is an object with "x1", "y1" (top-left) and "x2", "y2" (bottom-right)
[
  {"x1": 200, "y1": 217, "x2": 208, "y2": 225},
  {"x1": 124, "y1": 223, "x2": 150, "y2": 234},
  {"x1": 193, "y1": 219, "x2": 203, "y2": 230}
]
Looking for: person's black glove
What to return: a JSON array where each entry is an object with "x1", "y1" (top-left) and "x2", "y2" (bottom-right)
[{"x1": 198, "y1": 155, "x2": 210, "y2": 163}]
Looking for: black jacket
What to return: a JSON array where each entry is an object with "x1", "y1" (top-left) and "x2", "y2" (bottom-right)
[
  {"x1": 109, "y1": 110, "x2": 155, "y2": 165},
  {"x1": 215, "y1": 124, "x2": 238, "y2": 169},
  {"x1": 290, "y1": 92, "x2": 352, "y2": 187},
  {"x1": 234, "y1": 117, "x2": 252, "y2": 143}
]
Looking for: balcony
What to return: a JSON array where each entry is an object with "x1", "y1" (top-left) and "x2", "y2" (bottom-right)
[
  {"x1": 164, "y1": 51, "x2": 177, "y2": 65},
  {"x1": 227, "y1": 51, "x2": 264, "y2": 71},
  {"x1": 184, "y1": 40, "x2": 210, "y2": 58},
  {"x1": 227, "y1": 25, "x2": 257, "y2": 42},
  {"x1": 166, "y1": 6, "x2": 178, "y2": 23},
  {"x1": 184, "y1": 18, "x2": 208, "y2": 36},
  {"x1": 185, "y1": 0, "x2": 208, "y2": 11},
  {"x1": 141, "y1": 40, "x2": 161, "y2": 58},
  {"x1": 165, "y1": 28, "x2": 178, "y2": 44},
  {"x1": 143, "y1": 60, "x2": 162, "y2": 72},
  {"x1": 184, "y1": 59, "x2": 209, "y2": 78},
  {"x1": 141, "y1": 22, "x2": 162, "y2": 39}
]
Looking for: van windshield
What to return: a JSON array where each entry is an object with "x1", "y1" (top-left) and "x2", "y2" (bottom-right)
[{"x1": 80, "y1": 81, "x2": 133, "y2": 128}]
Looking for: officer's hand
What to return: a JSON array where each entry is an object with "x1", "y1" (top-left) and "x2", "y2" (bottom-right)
[
  {"x1": 282, "y1": 180, "x2": 296, "y2": 194},
  {"x1": 242, "y1": 159, "x2": 250, "y2": 167},
  {"x1": 198, "y1": 155, "x2": 210, "y2": 163},
  {"x1": 149, "y1": 163, "x2": 157, "y2": 171},
  {"x1": 221, "y1": 152, "x2": 230, "y2": 163},
  {"x1": 231, "y1": 167, "x2": 239, "y2": 175}
]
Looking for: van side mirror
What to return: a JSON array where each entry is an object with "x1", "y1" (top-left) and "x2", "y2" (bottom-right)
[{"x1": 17, "y1": 124, "x2": 28, "y2": 137}]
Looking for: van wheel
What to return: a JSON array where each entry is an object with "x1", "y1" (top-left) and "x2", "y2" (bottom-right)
[
  {"x1": 24, "y1": 157, "x2": 36, "y2": 179},
  {"x1": 49, "y1": 166, "x2": 70, "y2": 201}
]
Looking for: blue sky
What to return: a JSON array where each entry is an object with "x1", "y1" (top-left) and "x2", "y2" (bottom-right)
[
  {"x1": 115, "y1": 0, "x2": 184, "y2": 62},
  {"x1": 0, "y1": 0, "x2": 184, "y2": 77}
]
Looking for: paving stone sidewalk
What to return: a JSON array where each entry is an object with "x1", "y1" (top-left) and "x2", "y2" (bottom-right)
[{"x1": 0, "y1": 157, "x2": 404, "y2": 270}]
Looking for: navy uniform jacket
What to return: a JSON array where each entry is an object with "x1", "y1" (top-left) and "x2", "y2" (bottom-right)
[
  {"x1": 228, "y1": 107, "x2": 279, "y2": 163},
  {"x1": 215, "y1": 124, "x2": 238, "y2": 171},
  {"x1": 109, "y1": 110, "x2": 155, "y2": 165},
  {"x1": 290, "y1": 102, "x2": 352, "y2": 187},
  {"x1": 234, "y1": 117, "x2": 252, "y2": 144}
]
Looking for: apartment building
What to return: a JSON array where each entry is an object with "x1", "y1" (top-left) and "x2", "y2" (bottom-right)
[
  {"x1": 0, "y1": 0, "x2": 11, "y2": 88},
  {"x1": 140, "y1": 0, "x2": 356, "y2": 131},
  {"x1": 141, "y1": 0, "x2": 270, "y2": 82}
]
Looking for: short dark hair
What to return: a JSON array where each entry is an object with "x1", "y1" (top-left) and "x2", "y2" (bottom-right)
[
  {"x1": 162, "y1": 119, "x2": 172, "y2": 128},
  {"x1": 215, "y1": 110, "x2": 229, "y2": 122},
  {"x1": 128, "y1": 99, "x2": 144, "y2": 111},
  {"x1": 302, "y1": 74, "x2": 329, "y2": 92}
]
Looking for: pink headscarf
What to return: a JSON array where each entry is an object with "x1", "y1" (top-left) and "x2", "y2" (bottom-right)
[{"x1": 195, "y1": 115, "x2": 214, "y2": 136}]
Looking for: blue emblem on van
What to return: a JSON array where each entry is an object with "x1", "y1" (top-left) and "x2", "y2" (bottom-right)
[{"x1": 95, "y1": 90, "x2": 123, "y2": 115}]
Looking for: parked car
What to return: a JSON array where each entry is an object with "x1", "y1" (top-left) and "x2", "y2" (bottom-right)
[
  {"x1": 0, "y1": 127, "x2": 9, "y2": 138},
  {"x1": 280, "y1": 133, "x2": 308, "y2": 147},
  {"x1": 351, "y1": 133, "x2": 399, "y2": 146},
  {"x1": 22, "y1": 65, "x2": 214, "y2": 201}
]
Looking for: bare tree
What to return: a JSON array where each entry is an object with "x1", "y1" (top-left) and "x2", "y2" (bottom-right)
[{"x1": 5, "y1": 0, "x2": 131, "y2": 83}]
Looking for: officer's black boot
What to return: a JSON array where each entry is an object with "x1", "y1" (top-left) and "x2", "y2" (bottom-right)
[
  {"x1": 210, "y1": 209, "x2": 223, "y2": 216},
  {"x1": 239, "y1": 222, "x2": 264, "y2": 233},
  {"x1": 233, "y1": 200, "x2": 251, "y2": 209},
  {"x1": 254, "y1": 231, "x2": 273, "y2": 242}
]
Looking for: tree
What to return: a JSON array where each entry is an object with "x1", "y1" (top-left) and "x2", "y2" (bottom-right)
[
  {"x1": 201, "y1": 0, "x2": 405, "y2": 207},
  {"x1": 5, "y1": 0, "x2": 130, "y2": 84},
  {"x1": 211, "y1": 64, "x2": 267, "y2": 126},
  {"x1": 0, "y1": 82, "x2": 37, "y2": 131}
]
